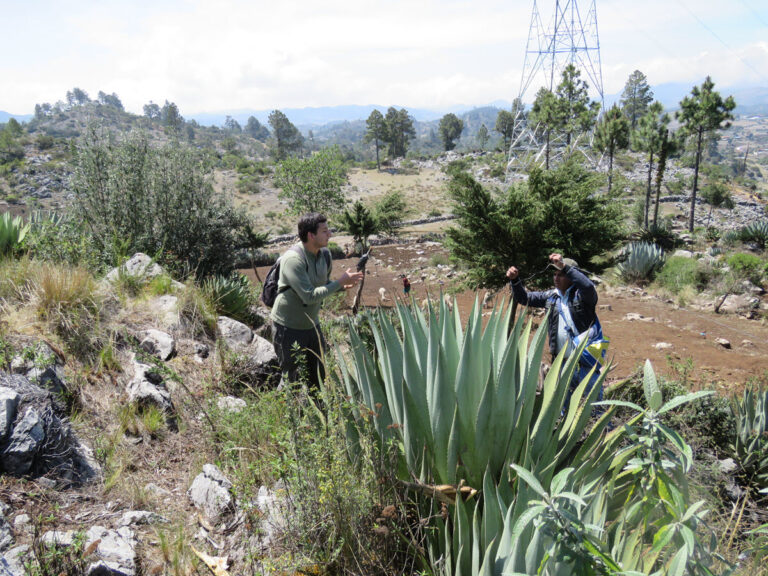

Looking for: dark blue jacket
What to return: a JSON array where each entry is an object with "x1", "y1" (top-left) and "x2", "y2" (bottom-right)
[{"x1": 509, "y1": 265, "x2": 599, "y2": 360}]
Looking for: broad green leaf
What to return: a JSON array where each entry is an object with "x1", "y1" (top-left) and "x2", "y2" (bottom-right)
[
  {"x1": 510, "y1": 464, "x2": 547, "y2": 498},
  {"x1": 658, "y1": 390, "x2": 714, "y2": 414},
  {"x1": 643, "y1": 359, "x2": 663, "y2": 412}
]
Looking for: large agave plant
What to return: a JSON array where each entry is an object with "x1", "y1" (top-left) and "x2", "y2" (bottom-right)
[
  {"x1": 733, "y1": 385, "x2": 768, "y2": 487},
  {"x1": 617, "y1": 241, "x2": 665, "y2": 283},
  {"x1": 337, "y1": 296, "x2": 613, "y2": 490},
  {"x1": 337, "y1": 296, "x2": 622, "y2": 575},
  {"x1": 0, "y1": 212, "x2": 30, "y2": 256}
]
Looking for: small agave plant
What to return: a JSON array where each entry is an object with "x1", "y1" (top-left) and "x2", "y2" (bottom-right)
[
  {"x1": 732, "y1": 385, "x2": 768, "y2": 488},
  {"x1": 0, "y1": 211, "x2": 30, "y2": 256},
  {"x1": 617, "y1": 241, "x2": 665, "y2": 283}
]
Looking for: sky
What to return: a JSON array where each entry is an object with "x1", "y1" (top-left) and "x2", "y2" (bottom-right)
[{"x1": 2, "y1": 0, "x2": 767, "y2": 115}]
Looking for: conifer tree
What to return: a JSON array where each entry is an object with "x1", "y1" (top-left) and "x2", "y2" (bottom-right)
[
  {"x1": 676, "y1": 77, "x2": 736, "y2": 232},
  {"x1": 620, "y1": 70, "x2": 654, "y2": 130},
  {"x1": 594, "y1": 104, "x2": 630, "y2": 193},
  {"x1": 632, "y1": 102, "x2": 668, "y2": 228}
]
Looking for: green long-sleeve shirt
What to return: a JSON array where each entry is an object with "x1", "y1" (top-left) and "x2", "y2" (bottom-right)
[{"x1": 269, "y1": 244, "x2": 342, "y2": 330}]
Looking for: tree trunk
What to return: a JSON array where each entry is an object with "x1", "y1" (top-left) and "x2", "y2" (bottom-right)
[
  {"x1": 545, "y1": 131, "x2": 551, "y2": 170},
  {"x1": 653, "y1": 146, "x2": 667, "y2": 227},
  {"x1": 607, "y1": 146, "x2": 614, "y2": 194},
  {"x1": 644, "y1": 151, "x2": 654, "y2": 228},
  {"x1": 689, "y1": 128, "x2": 703, "y2": 233},
  {"x1": 375, "y1": 137, "x2": 380, "y2": 171}
]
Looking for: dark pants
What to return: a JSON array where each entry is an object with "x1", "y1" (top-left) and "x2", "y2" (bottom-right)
[{"x1": 271, "y1": 322, "x2": 327, "y2": 390}]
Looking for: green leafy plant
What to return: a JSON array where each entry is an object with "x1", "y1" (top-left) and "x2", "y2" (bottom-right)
[
  {"x1": 727, "y1": 252, "x2": 764, "y2": 285},
  {"x1": 617, "y1": 241, "x2": 665, "y2": 283},
  {"x1": 0, "y1": 211, "x2": 30, "y2": 256},
  {"x1": 732, "y1": 385, "x2": 768, "y2": 488},
  {"x1": 203, "y1": 273, "x2": 254, "y2": 323},
  {"x1": 654, "y1": 256, "x2": 712, "y2": 295}
]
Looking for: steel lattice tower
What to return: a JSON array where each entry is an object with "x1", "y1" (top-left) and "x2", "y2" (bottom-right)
[{"x1": 506, "y1": 0, "x2": 605, "y2": 178}]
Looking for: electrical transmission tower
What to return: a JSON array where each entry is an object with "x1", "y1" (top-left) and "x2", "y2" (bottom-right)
[{"x1": 506, "y1": 0, "x2": 605, "y2": 178}]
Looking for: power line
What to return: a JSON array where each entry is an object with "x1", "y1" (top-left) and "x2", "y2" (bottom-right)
[
  {"x1": 736, "y1": 0, "x2": 768, "y2": 29},
  {"x1": 674, "y1": 0, "x2": 768, "y2": 84}
]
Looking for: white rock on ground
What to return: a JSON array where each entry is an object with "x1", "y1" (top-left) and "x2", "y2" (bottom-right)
[
  {"x1": 138, "y1": 329, "x2": 176, "y2": 361},
  {"x1": 105, "y1": 253, "x2": 163, "y2": 283},
  {"x1": 188, "y1": 464, "x2": 234, "y2": 523}
]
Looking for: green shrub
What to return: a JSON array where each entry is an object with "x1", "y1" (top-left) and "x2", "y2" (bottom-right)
[
  {"x1": 654, "y1": 255, "x2": 710, "y2": 294},
  {"x1": 326, "y1": 241, "x2": 345, "y2": 259},
  {"x1": 35, "y1": 134, "x2": 55, "y2": 150},
  {"x1": 71, "y1": 128, "x2": 253, "y2": 278},
  {"x1": 727, "y1": 252, "x2": 764, "y2": 284},
  {"x1": 446, "y1": 162, "x2": 624, "y2": 288},
  {"x1": 633, "y1": 222, "x2": 676, "y2": 251},
  {"x1": 177, "y1": 281, "x2": 217, "y2": 339},
  {"x1": 25, "y1": 211, "x2": 100, "y2": 269}
]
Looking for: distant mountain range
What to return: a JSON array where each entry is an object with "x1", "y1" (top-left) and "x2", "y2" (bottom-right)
[{"x1": 2, "y1": 84, "x2": 766, "y2": 128}]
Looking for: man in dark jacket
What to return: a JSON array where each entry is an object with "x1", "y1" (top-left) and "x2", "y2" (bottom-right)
[{"x1": 506, "y1": 253, "x2": 605, "y2": 407}]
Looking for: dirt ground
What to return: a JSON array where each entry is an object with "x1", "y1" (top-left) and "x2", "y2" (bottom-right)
[{"x1": 246, "y1": 241, "x2": 768, "y2": 395}]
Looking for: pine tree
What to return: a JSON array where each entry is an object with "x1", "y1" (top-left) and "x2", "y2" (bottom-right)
[
  {"x1": 620, "y1": 70, "x2": 654, "y2": 130},
  {"x1": 438, "y1": 113, "x2": 464, "y2": 151},
  {"x1": 594, "y1": 104, "x2": 630, "y2": 193},
  {"x1": 555, "y1": 64, "x2": 599, "y2": 147},
  {"x1": 364, "y1": 109, "x2": 386, "y2": 170},
  {"x1": 632, "y1": 102, "x2": 668, "y2": 228},
  {"x1": 676, "y1": 77, "x2": 736, "y2": 232}
]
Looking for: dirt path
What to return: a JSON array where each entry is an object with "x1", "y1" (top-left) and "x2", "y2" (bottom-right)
[{"x1": 247, "y1": 242, "x2": 768, "y2": 394}]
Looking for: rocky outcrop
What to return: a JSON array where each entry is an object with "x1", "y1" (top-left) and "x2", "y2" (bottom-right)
[
  {"x1": 0, "y1": 374, "x2": 99, "y2": 483},
  {"x1": 105, "y1": 253, "x2": 163, "y2": 283},
  {"x1": 217, "y1": 317, "x2": 280, "y2": 387}
]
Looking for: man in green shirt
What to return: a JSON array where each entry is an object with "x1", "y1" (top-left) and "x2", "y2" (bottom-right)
[{"x1": 270, "y1": 213, "x2": 363, "y2": 390}]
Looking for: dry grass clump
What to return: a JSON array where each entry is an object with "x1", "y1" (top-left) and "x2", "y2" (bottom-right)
[
  {"x1": 29, "y1": 262, "x2": 107, "y2": 360},
  {"x1": 176, "y1": 279, "x2": 217, "y2": 339}
]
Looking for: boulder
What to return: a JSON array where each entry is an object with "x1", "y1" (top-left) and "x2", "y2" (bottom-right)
[
  {"x1": 0, "y1": 387, "x2": 19, "y2": 442},
  {"x1": 85, "y1": 526, "x2": 138, "y2": 576},
  {"x1": 714, "y1": 338, "x2": 731, "y2": 349},
  {"x1": 717, "y1": 294, "x2": 759, "y2": 315},
  {"x1": 653, "y1": 342, "x2": 673, "y2": 350},
  {"x1": 126, "y1": 360, "x2": 174, "y2": 415},
  {"x1": 217, "y1": 316, "x2": 254, "y2": 348},
  {"x1": 0, "y1": 374, "x2": 99, "y2": 483},
  {"x1": 106, "y1": 253, "x2": 163, "y2": 284},
  {"x1": 0, "y1": 545, "x2": 28, "y2": 576},
  {"x1": 188, "y1": 464, "x2": 234, "y2": 523},
  {"x1": 1, "y1": 407, "x2": 44, "y2": 475},
  {"x1": 0, "y1": 509, "x2": 13, "y2": 552},
  {"x1": 137, "y1": 330, "x2": 175, "y2": 361},
  {"x1": 672, "y1": 249, "x2": 694, "y2": 258}
]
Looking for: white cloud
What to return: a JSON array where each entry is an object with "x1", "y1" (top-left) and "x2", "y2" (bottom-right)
[{"x1": 0, "y1": 0, "x2": 765, "y2": 114}]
